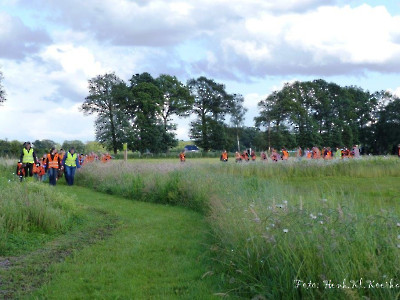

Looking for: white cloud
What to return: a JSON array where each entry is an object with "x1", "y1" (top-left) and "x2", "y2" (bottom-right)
[{"x1": 0, "y1": 12, "x2": 50, "y2": 59}]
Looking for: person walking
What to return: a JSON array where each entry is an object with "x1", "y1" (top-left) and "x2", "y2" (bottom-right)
[
  {"x1": 62, "y1": 147, "x2": 81, "y2": 186},
  {"x1": 19, "y1": 141, "x2": 38, "y2": 180},
  {"x1": 46, "y1": 147, "x2": 60, "y2": 186}
]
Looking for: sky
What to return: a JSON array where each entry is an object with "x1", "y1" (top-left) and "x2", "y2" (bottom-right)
[{"x1": 0, "y1": 0, "x2": 400, "y2": 143}]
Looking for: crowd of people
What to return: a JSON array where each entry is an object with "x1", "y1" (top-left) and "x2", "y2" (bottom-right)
[
  {"x1": 16, "y1": 142, "x2": 113, "y2": 186},
  {"x1": 215, "y1": 145, "x2": 363, "y2": 163}
]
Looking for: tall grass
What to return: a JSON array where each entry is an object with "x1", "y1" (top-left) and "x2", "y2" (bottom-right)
[
  {"x1": 0, "y1": 160, "x2": 79, "y2": 254},
  {"x1": 76, "y1": 158, "x2": 400, "y2": 299}
]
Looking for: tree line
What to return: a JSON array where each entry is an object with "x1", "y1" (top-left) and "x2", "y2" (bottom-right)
[
  {"x1": 81, "y1": 73, "x2": 246, "y2": 154},
  {"x1": 1, "y1": 68, "x2": 399, "y2": 155},
  {"x1": 82, "y1": 73, "x2": 400, "y2": 155},
  {"x1": 0, "y1": 139, "x2": 105, "y2": 158}
]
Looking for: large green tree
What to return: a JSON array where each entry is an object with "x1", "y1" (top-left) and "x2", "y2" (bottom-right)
[
  {"x1": 255, "y1": 79, "x2": 385, "y2": 151},
  {"x1": 81, "y1": 73, "x2": 130, "y2": 155},
  {"x1": 187, "y1": 76, "x2": 233, "y2": 151}
]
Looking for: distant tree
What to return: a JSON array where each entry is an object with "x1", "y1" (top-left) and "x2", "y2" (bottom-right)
[
  {"x1": 33, "y1": 139, "x2": 57, "y2": 156},
  {"x1": 85, "y1": 141, "x2": 107, "y2": 153},
  {"x1": 0, "y1": 70, "x2": 6, "y2": 106},
  {"x1": 187, "y1": 77, "x2": 233, "y2": 151},
  {"x1": 62, "y1": 140, "x2": 86, "y2": 154},
  {"x1": 81, "y1": 73, "x2": 131, "y2": 155}
]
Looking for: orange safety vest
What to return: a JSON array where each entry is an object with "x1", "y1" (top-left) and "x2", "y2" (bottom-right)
[
  {"x1": 282, "y1": 151, "x2": 289, "y2": 160},
  {"x1": 47, "y1": 153, "x2": 59, "y2": 169},
  {"x1": 179, "y1": 153, "x2": 185, "y2": 161},
  {"x1": 222, "y1": 152, "x2": 228, "y2": 160}
]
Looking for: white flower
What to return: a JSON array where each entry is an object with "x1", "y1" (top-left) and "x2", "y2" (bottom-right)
[
  {"x1": 397, "y1": 244, "x2": 400, "y2": 249},
  {"x1": 321, "y1": 199, "x2": 328, "y2": 202},
  {"x1": 310, "y1": 214, "x2": 317, "y2": 220},
  {"x1": 283, "y1": 229, "x2": 289, "y2": 233},
  {"x1": 283, "y1": 200, "x2": 288, "y2": 205},
  {"x1": 318, "y1": 213, "x2": 323, "y2": 216},
  {"x1": 271, "y1": 223, "x2": 275, "y2": 228},
  {"x1": 319, "y1": 221, "x2": 324, "y2": 225},
  {"x1": 398, "y1": 235, "x2": 400, "y2": 240},
  {"x1": 397, "y1": 223, "x2": 400, "y2": 227}
]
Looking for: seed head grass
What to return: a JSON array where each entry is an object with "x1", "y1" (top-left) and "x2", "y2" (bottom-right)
[{"x1": 74, "y1": 157, "x2": 400, "y2": 299}]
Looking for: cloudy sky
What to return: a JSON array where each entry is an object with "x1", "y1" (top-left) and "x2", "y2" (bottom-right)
[{"x1": 0, "y1": 0, "x2": 400, "y2": 143}]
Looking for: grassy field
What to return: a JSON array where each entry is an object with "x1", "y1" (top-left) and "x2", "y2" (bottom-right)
[
  {"x1": 76, "y1": 157, "x2": 400, "y2": 299},
  {"x1": 0, "y1": 157, "x2": 399, "y2": 299}
]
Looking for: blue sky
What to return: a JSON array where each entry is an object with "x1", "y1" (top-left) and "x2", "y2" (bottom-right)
[{"x1": 0, "y1": 0, "x2": 399, "y2": 143}]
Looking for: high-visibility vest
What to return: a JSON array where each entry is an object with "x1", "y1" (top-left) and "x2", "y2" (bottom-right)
[
  {"x1": 65, "y1": 152, "x2": 77, "y2": 167},
  {"x1": 22, "y1": 148, "x2": 34, "y2": 163},
  {"x1": 47, "y1": 153, "x2": 59, "y2": 169}
]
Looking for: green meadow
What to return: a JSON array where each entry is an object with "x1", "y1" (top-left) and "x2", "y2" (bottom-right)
[{"x1": 0, "y1": 157, "x2": 399, "y2": 299}]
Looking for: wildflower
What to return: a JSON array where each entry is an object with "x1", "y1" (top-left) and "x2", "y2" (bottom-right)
[
  {"x1": 283, "y1": 229, "x2": 289, "y2": 233},
  {"x1": 397, "y1": 223, "x2": 400, "y2": 227},
  {"x1": 397, "y1": 244, "x2": 400, "y2": 249},
  {"x1": 276, "y1": 204, "x2": 284, "y2": 208},
  {"x1": 310, "y1": 213, "x2": 317, "y2": 220},
  {"x1": 398, "y1": 235, "x2": 400, "y2": 240},
  {"x1": 271, "y1": 223, "x2": 275, "y2": 227},
  {"x1": 321, "y1": 198, "x2": 328, "y2": 202},
  {"x1": 318, "y1": 213, "x2": 323, "y2": 216},
  {"x1": 319, "y1": 221, "x2": 324, "y2": 225},
  {"x1": 283, "y1": 200, "x2": 288, "y2": 205}
]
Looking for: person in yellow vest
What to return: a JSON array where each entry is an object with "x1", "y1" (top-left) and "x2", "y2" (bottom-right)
[
  {"x1": 62, "y1": 147, "x2": 81, "y2": 186},
  {"x1": 46, "y1": 147, "x2": 60, "y2": 186},
  {"x1": 19, "y1": 141, "x2": 38, "y2": 179}
]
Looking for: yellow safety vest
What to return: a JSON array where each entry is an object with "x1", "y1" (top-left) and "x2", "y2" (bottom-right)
[
  {"x1": 65, "y1": 152, "x2": 77, "y2": 167},
  {"x1": 22, "y1": 148, "x2": 34, "y2": 163}
]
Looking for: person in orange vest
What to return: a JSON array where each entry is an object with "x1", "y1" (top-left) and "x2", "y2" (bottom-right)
[
  {"x1": 281, "y1": 148, "x2": 289, "y2": 160},
  {"x1": 312, "y1": 147, "x2": 321, "y2": 159},
  {"x1": 221, "y1": 150, "x2": 228, "y2": 162},
  {"x1": 19, "y1": 141, "x2": 38, "y2": 179},
  {"x1": 179, "y1": 150, "x2": 186, "y2": 162},
  {"x1": 305, "y1": 148, "x2": 311, "y2": 159},
  {"x1": 46, "y1": 147, "x2": 60, "y2": 186},
  {"x1": 242, "y1": 150, "x2": 249, "y2": 161},
  {"x1": 235, "y1": 151, "x2": 242, "y2": 163},
  {"x1": 251, "y1": 150, "x2": 256, "y2": 161},
  {"x1": 57, "y1": 149, "x2": 65, "y2": 180},
  {"x1": 16, "y1": 162, "x2": 25, "y2": 182}
]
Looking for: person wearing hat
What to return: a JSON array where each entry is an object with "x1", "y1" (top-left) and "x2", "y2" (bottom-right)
[
  {"x1": 19, "y1": 141, "x2": 38, "y2": 179},
  {"x1": 62, "y1": 147, "x2": 81, "y2": 186}
]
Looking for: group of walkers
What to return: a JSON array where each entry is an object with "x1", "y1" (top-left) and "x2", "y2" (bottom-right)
[
  {"x1": 217, "y1": 145, "x2": 362, "y2": 163},
  {"x1": 17, "y1": 142, "x2": 112, "y2": 186}
]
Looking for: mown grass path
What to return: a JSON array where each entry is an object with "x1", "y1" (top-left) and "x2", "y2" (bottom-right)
[{"x1": 27, "y1": 185, "x2": 218, "y2": 299}]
